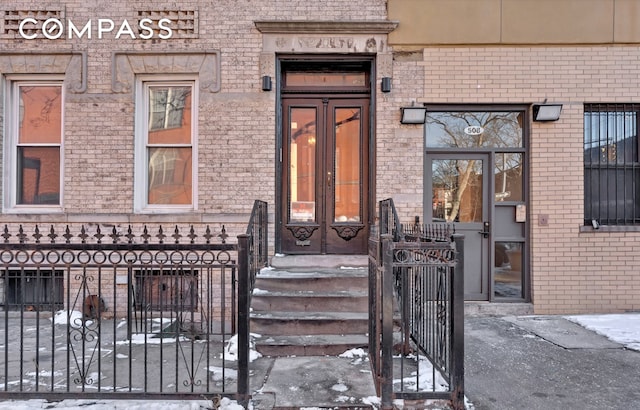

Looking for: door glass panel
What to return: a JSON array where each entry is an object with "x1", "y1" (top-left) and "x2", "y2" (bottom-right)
[
  {"x1": 495, "y1": 153, "x2": 523, "y2": 202},
  {"x1": 425, "y1": 112, "x2": 523, "y2": 148},
  {"x1": 495, "y1": 241, "x2": 523, "y2": 298},
  {"x1": 432, "y1": 159, "x2": 483, "y2": 222},
  {"x1": 334, "y1": 108, "x2": 361, "y2": 222},
  {"x1": 289, "y1": 107, "x2": 317, "y2": 222}
]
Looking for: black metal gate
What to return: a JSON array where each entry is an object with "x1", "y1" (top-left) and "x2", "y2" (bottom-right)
[{"x1": 369, "y1": 199, "x2": 465, "y2": 410}]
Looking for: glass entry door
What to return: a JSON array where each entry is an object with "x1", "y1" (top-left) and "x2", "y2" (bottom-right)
[
  {"x1": 424, "y1": 108, "x2": 528, "y2": 301},
  {"x1": 427, "y1": 154, "x2": 490, "y2": 300},
  {"x1": 280, "y1": 97, "x2": 369, "y2": 254}
]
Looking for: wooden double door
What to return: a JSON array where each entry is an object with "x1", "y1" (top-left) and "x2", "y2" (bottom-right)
[{"x1": 280, "y1": 96, "x2": 369, "y2": 254}]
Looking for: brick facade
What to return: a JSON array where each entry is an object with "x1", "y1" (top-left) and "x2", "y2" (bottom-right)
[
  {"x1": 0, "y1": 0, "x2": 387, "y2": 236},
  {"x1": 387, "y1": 46, "x2": 640, "y2": 314}
]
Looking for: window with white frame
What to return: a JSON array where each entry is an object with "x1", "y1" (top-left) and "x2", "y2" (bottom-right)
[
  {"x1": 135, "y1": 79, "x2": 196, "y2": 211},
  {"x1": 584, "y1": 103, "x2": 640, "y2": 225},
  {"x1": 3, "y1": 80, "x2": 63, "y2": 210}
]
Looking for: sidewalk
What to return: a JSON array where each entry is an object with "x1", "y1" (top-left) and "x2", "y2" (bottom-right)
[
  {"x1": 247, "y1": 313, "x2": 640, "y2": 409},
  {"x1": 0, "y1": 313, "x2": 639, "y2": 409},
  {"x1": 464, "y1": 314, "x2": 640, "y2": 410}
]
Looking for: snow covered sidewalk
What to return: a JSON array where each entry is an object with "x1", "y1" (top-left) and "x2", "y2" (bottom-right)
[
  {"x1": 0, "y1": 313, "x2": 638, "y2": 409},
  {"x1": 566, "y1": 313, "x2": 640, "y2": 351}
]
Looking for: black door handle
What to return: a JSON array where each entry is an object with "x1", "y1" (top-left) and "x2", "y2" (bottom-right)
[{"x1": 478, "y1": 221, "x2": 490, "y2": 238}]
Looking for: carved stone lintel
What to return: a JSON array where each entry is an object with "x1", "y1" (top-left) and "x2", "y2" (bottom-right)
[
  {"x1": 331, "y1": 224, "x2": 364, "y2": 241},
  {"x1": 255, "y1": 20, "x2": 397, "y2": 53},
  {"x1": 0, "y1": 51, "x2": 87, "y2": 93},
  {"x1": 286, "y1": 225, "x2": 318, "y2": 242},
  {"x1": 112, "y1": 50, "x2": 221, "y2": 93},
  {"x1": 254, "y1": 21, "x2": 398, "y2": 35}
]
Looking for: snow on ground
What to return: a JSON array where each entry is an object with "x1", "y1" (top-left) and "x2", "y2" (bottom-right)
[
  {"x1": 565, "y1": 313, "x2": 640, "y2": 351},
  {"x1": 52, "y1": 310, "x2": 87, "y2": 328},
  {"x1": 222, "y1": 333, "x2": 263, "y2": 362},
  {"x1": 0, "y1": 399, "x2": 216, "y2": 409},
  {"x1": 1, "y1": 313, "x2": 638, "y2": 409}
]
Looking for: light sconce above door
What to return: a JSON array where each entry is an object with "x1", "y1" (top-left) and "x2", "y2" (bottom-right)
[
  {"x1": 400, "y1": 105, "x2": 427, "y2": 124},
  {"x1": 532, "y1": 102, "x2": 562, "y2": 122},
  {"x1": 381, "y1": 77, "x2": 392, "y2": 93},
  {"x1": 262, "y1": 75, "x2": 272, "y2": 91}
]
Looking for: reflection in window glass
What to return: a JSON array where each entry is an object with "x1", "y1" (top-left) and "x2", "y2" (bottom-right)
[
  {"x1": 149, "y1": 87, "x2": 189, "y2": 132},
  {"x1": 494, "y1": 242, "x2": 523, "y2": 299},
  {"x1": 494, "y1": 153, "x2": 523, "y2": 202},
  {"x1": 146, "y1": 84, "x2": 193, "y2": 205},
  {"x1": 426, "y1": 112, "x2": 523, "y2": 148},
  {"x1": 432, "y1": 159, "x2": 483, "y2": 222},
  {"x1": 148, "y1": 147, "x2": 192, "y2": 205},
  {"x1": 334, "y1": 108, "x2": 361, "y2": 222},
  {"x1": 16, "y1": 85, "x2": 62, "y2": 205},
  {"x1": 289, "y1": 108, "x2": 317, "y2": 222}
]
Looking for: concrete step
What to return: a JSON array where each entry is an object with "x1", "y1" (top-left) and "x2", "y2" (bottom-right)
[
  {"x1": 255, "y1": 268, "x2": 368, "y2": 292},
  {"x1": 250, "y1": 311, "x2": 369, "y2": 336},
  {"x1": 250, "y1": 258, "x2": 370, "y2": 357},
  {"x1": 269, "y1": 254, "x2": 368, "y2": 269},
  {"x1": 251, "y1": 289, "x2": 368, "y2": 313},
  {"x1": 254, "y1": 334, "x2": 368, "y2": 356}
]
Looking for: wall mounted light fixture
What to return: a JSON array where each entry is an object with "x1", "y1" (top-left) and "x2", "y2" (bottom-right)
[
  {"x1": 533, "y1": 102, "x2": 562, "y2": 121},
  {"x1": 400, "y1": 105, "x2": 427, "y2": 124},
  {"x1": 261, "y1": 75, "x2": 272, "y2": 91},
  {"x1": 381, "y1": 77, "x2": 392, "y2": 93}
]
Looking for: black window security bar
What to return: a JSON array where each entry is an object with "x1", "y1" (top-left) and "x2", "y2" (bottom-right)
[{"x1": 584, "y1": 103, "x2": 640, "y2": 226}]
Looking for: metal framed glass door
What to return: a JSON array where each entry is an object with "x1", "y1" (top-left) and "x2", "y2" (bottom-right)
[{"x1": 427, "y1": 153, "x2": 490, "y2": 300}]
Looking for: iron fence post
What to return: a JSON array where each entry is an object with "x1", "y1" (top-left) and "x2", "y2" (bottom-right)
[
  {"x1": 451, "y1": 234, "x2": 465, "y2": 410},
  {"x1": 236, "y1": 234, "x2": 250, "y2": 406},
  {"x1": 381, "y1": 235, "x2": 394, "y2": 409}
]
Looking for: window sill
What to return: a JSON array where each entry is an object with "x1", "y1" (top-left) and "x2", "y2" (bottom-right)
[
  {"x1": 3, "y1": 206, "x2": 64, "y2": 214},
  {"x1": 580, "y1": 225, "x2": 640, "y2": 233},
  {"x1": 135, "y1": 207, "x2": 196, "y2": 215}
]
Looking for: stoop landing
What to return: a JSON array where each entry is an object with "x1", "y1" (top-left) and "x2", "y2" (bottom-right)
[{"x1": 269, "y1": 254, "x2": 369, "y2": 270}]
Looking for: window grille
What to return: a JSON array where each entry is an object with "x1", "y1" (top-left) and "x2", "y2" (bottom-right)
[
  {"x1": 134, "y1": 269, "x2": 198, "y2": 311},
  {"x1": 584, "y1": 103, "x2": 640, "y2": 225},
  {"x1": 1, "y1": 270, "x2": 64, "y2": 310}
]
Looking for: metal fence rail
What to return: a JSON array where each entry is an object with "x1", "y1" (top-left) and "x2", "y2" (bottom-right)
[
  {"x1": 236, "y1": 199, "x2": 268, "y2": 403},
  {"x1": 0, "y1": 223, "x2": 243, "y2": 401},
  {"x1": 369, "y1": 198, "x2": 465, "y2": 410}
]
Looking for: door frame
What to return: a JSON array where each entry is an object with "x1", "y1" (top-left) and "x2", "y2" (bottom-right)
[
  {"x1": 423, "y1": 104, "x2": 531, "y2": 302},
  {"x1": 274, "y1": 55, "x2": 376, "y2": 255}
]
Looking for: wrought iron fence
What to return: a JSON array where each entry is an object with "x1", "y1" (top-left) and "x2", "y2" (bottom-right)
[
  {"x1": 0, "y1": 221, "x2": 246, "y2": 402},
  {"x1": 236, "y1": 199, "x2": 268, "y2": 403},
  {"x1": 369, "y1": 198, "x2": 465, "y2": 410}
]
